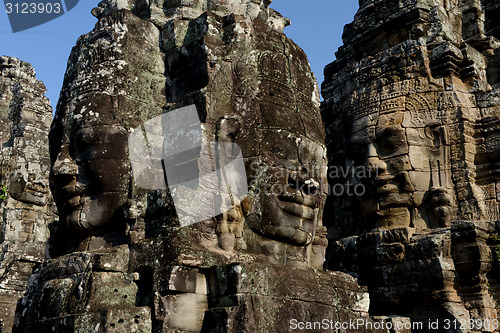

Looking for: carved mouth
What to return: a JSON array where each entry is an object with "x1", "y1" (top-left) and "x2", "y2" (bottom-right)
[
  {"x1": 62, "y1": 195, "x2": 82, "y2": 210},
  {"x1": 59, "y1": 188, "x2": 86, "y2": 210},
  {"x1": 377, "y1": 183, "x2": 399, "y2": 195},
  {"x1": 360, "y1": 172, "x2": 414, "y2": 209},
  {"x1": 56, "y1": 181, "x2": 87, "y2": 209},
  {"x1": 374, "y1": 172, "x2": 413, "y2": 194},
  {"x1": 278, "y1": 193, "x2": 317, "y2": 220},
  {"x1": 281, "y1": 202, "x2": 315, "y2": 220},
  {"x1": 374, "y1": 173, "x2": 394, "y2": 186}
]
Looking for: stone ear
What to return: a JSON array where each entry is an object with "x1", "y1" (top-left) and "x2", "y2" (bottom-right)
[{"x1": 424, "y1": 122, "x2": 447, "y2": 148}]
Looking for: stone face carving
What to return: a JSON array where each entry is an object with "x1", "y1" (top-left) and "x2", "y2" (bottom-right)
[
  {"x1": 208, "y1": 17, "x2": 328, "y2": 262},
  {"x1": 322, "y1": 0, "x2": 500, "y2": 329},
  {"x1": 11, "y1": 0, "x2": 500, "y2": 330},
  {"x1": 13, "y1": 2, "x2": 374, "y2": 332},
  {"x1": 46, "y1": 0, "x2": 328, "y2": 267},
  {"x1": 322, "y1": 0, "x2": 500, "y2": 235},
  {"x1": 51, "y1": 125, "x2": 130, "y2": 235},
  {"x1": 0, "y1": 56, "x2": 56, "y2": 333},
  {"x1": 339, "y1": 91, "x2": 456, "y2": 231},
  {"x1": 47, "y1": 9, "x2": 166, "y2": 254}
]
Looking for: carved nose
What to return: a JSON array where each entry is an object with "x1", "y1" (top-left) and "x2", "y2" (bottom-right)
[
  {"x1": 52, "y1": 146, "x2": 78, "y2": 177},
  {"x1": 366, "y1": 157, "x2": 387, "y2": 176}
]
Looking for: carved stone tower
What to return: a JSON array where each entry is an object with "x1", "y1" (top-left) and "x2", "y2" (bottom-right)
[{"x1": 322, "y1": 0, "x2": 500, "y2": 329}]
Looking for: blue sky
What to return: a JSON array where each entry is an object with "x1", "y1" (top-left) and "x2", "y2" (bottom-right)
[{"x1": 1, "y1": 1, "x2": 358, "y2": 108}]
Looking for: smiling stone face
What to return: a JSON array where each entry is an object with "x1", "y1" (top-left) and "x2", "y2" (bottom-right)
[
  {"x1": 47, "y1": 2, "x2": 327, "y2": 269},
  {"x1": 203, "y1": 17, "x2": 328, "y2": 250},
  {"x1": 244, "y1": 130, "x2": 327, "y2": 246},
  {"x1": 338, "y1": 92, "x2": 456, "y2": 232},
  {"x1": 153, "y1": 11, "x2": 329, "y2": 266},
  {"x1": 345, "y1": 116, "x2": 413, "y2": 229},
  {"x1": 47, "y1": 9, "x2": 166, "y2": 243},
  {"x1": 50, "y1": 125, "x2": 130, "y2": 235}
]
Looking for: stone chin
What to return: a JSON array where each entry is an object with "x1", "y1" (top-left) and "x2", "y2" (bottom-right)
[
  {"x1": 356, "y1": 170, "x2": 415, "y2": 212},
  {"x1": 62, "y1": 193, "x2": 127, "y2": 235}
]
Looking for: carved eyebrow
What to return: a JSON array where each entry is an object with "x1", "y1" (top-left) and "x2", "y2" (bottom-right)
[
  {"x1": 376, "y1": 126, "x2": 404, "y2": 138},
  {"x1": 349, "y1": 130, "x2": 373, "y2": 144}
]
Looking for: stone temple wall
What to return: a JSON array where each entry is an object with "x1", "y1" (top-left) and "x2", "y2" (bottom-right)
[
  {"x1": 12, "y1": 1, "x2": 377, "y2": 332},
  {"x1": 2, "y1": 0, "x2": 500, "y2": 332},
  {"x1": 0, "y1": 56, "x2": 56, "y2": 333},
  {"x1": 322, "y1": 0, "x2": 500, "y2": 330}
]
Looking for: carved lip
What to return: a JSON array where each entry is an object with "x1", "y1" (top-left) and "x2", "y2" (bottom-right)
[
  {"x1": 57, "y1": 181, "x2": 86, "y2": 197},
  {"x1": 278, "y1": 193, "x2": 316, "y2": 220},
  {"x1": 62, "y1": 195, "x2": 82, "y2": 210},
  {"x1": 377, "y1": 183, "x2": 399, "y2": 194},
  {"x1": 374, "y1": 173, "x2": 394, "y2": 184},
  {"x1": 58, "y1": 184, "x2": 86, "y2": 210},
  {"x1": 375, "y1": 171, "x2": 413, "y2": 194},
  {"x1": 279, "y1": 192, "x2": 316, "y2": 208}
]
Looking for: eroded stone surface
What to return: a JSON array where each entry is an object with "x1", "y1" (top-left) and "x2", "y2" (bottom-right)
[
  {"x1": 322, "y1": 0, "x2": 500, "y2": 330},
  {"x1": 322, "y1": 0, "x2": 500, "y2": 235},
  {"x1": 0, "y1": 56, "x2": 56, "y2": 332},
  {"x1": 13, "y1": 1, "x2": 370, "y2": 332}
]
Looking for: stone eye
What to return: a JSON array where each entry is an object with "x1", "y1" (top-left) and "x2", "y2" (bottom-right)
[
  {"x1": 381, "y1": 137, "x2": 399, "y2": 154},
  {"x1": 73, "y1": 130, "x2": 95, "y2": 162},
  {"x1": 346, "y1": 142, "x2": 368, "y2": 165},
  {"x1": 378, "y1": 127, "x2": 405, "y2": 156}
]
